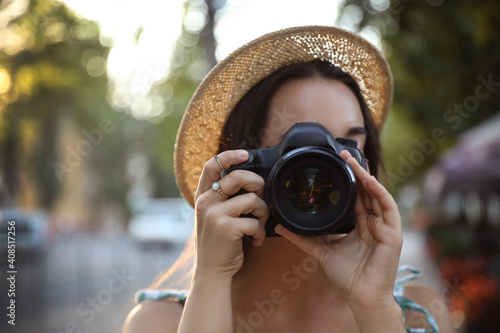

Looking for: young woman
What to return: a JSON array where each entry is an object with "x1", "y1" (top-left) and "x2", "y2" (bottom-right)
[{"x1": 123, "y1": 26, "x2": 454, "y2": 333}]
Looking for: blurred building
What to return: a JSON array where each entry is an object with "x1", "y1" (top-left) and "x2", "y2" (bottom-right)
[
  {"x1": 424, "y1": 112, "x2": 500, "y2": 228},
  {"x1": 422, "y1": 112, "x2": 500, "y2": 333}
]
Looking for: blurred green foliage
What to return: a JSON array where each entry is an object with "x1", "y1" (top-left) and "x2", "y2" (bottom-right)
[
  {"x1": 0, "y1": 0, "x2": 214, "y2": 228},
  {"x1": 0, "y1": 0, "x2": 128, "y2": 210},
  {"x1": 339, "y1": 0, "x2": 500, "y2": 190},
  {"x1": 143, "y1": 0, "x2": 216, "y2": 198}
]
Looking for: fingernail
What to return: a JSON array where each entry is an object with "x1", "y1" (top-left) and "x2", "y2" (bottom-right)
[
  {"x1": 237, "y1": 150, "x2": 248, "y2": 158},
  {"x1": 345, "y1": 150, "x2": 352, "y2": 157}
]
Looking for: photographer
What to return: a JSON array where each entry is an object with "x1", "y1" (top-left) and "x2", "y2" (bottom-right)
[{"x1": 124, "y1": 26, "x2": 454, "y2": 333}]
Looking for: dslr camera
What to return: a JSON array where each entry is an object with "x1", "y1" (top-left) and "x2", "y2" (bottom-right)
[{"x1": 223, "y1": 122, "x2": 367, "y2": 237}]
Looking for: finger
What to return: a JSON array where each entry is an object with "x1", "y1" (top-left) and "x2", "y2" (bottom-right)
[
  {"x1": 196, "y1": 150, "x2": 249, "y2": 199},
  {"x1": 222, "y1": 192, "x2": 270, "y2": 225},
  {"x1": 220, "y1": 193, "x2": 269, "y2": 246},
  {"x1": 340, "y1": 150, "x2": 373, "y2": 210},
  {"x1": 360, "y1": 176, "x2": 384, "y2": 216},
  {"x1": 341, "y1": 150, "x2": 372, "y2": 183},
  {"x1": 340, "y1": 150, "x2": 390, "y2": 218},
  {"x1": 354, "y1": 179, "x2": 373, "y2": 216},
  {"x1": 218, "y1": 170, "x2": 266, "y2": 199},
  {"x1": 354, "y1": 174, "x2": 389, "y2": 218},
  {"x1": 365, "y1": 176, "x2": 401, "y2": 230},
  {"x1": 359, "y1": 176, "x2": 389, "y2": 216},
  {"x1": 365, "y1": 176, "x2": 396, "y2": 211},
  {"x1": 274, "y1": 224, "x2": 326, "y2": 261},
  {"x1": 234, "y1": 217, "x2": 267, "y2": 246}
]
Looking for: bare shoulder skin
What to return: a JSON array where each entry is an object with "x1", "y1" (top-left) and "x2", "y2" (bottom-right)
[
  {"x1": 123, "y1": 284, "x2": 456, "y2": 333},
  {"x1": 404, "y1": 285, "x2": 455, "y2": 333},
  {"x1": 123, "y1": 301, "x2": 183, "y2": 333}
]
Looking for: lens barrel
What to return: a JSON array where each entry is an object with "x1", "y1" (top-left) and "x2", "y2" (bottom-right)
[{"x1": 266, "y1": 147, "x2": 357, "y2": 236}]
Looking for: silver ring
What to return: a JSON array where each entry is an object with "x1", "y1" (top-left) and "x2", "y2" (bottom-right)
[
  {"x1": 212, "y1": 181, "x2": 229, "y2": 199},
  {"x1": 213, "y1": 154, "x2": 224, "y2": 172}
]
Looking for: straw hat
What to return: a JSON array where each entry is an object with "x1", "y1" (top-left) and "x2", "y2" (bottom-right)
[{"x1": 174, "y1": 26, "x2": 393, "y2": 208}]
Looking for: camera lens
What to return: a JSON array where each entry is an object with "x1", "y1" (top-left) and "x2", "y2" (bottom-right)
[
  {"x1": 267, "y1": 147, "x2": 357, "y2": 236},
  {"x1": 286, "y1": 168, "x2": 340, "y2": 214}
]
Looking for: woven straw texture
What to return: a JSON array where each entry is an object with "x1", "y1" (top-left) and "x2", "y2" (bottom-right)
[{"x1": 174, "y1": 26, "x2": 393, "y2": 207}]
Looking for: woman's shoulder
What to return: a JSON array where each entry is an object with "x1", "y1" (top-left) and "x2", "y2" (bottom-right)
[
  {"x1": 403, "y1": 284, "x2": 455, "y2": 333},
  {"x1": 122, "y1": 289, "x2": 187, "y2": 333},
  {"x1": 123, "y1": 300, "x2": 184, "y2": 333}
]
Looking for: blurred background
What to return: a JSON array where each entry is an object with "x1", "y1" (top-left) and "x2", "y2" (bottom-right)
[{"x1": 0, "y1": 0, "x2": 498, "y2": 332}]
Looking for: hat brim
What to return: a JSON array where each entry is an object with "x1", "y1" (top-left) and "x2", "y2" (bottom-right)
[{"x1": 174, "y1": 26, "x2": 393, "y2": 208}]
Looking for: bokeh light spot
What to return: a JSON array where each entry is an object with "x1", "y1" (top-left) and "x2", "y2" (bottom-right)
[{"x1": 0, "y1": 68, "x2": 12, "y2": 94}]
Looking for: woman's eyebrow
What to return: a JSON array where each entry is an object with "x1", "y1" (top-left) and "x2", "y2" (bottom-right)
[{"x1": 346, "y1": 126, "x2": 367, "y2": 136}]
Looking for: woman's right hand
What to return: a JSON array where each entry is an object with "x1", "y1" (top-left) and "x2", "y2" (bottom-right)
[
  {"x1": 178, "y1": 149, "x2": 268, "y2": 333},
  {"x1": 193, "y1": 149, "x2": 270, "y2": 279}
]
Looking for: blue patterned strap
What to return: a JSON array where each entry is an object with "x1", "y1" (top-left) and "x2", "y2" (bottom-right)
[
  {"x1": 135, "y1": 289, "x2": 188, "y2": 306},
  {"x1": 394, "y1": 265, "x2": 439, "y2": 333}
]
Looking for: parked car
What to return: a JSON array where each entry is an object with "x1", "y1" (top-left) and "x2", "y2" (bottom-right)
[
  {"x1": 0, "y1": 208, "x2": 52, "y2": 261},
  {"x1": 127, "y1": 197, "x2": 194, "y2": 246}
]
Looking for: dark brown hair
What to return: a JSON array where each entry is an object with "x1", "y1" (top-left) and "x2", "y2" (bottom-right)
[{"x1": 218, "y1": 59, "x2": 383, "y2": 177}]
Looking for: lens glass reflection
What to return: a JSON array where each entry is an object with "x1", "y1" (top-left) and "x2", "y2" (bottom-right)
[{"x1": 286, "y1": 168, "x2": 340, "y2": 214}]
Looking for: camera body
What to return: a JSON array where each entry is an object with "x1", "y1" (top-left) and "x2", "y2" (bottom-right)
[{"x1": 223, "y1": 122, "x2": 367, "y2": 237}]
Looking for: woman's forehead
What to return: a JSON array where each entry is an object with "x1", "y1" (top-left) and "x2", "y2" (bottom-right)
[{"x1": 264, "y1": 78, "x2": 364, "y2": 144}]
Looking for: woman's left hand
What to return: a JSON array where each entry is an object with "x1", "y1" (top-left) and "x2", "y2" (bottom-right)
[{"x1": 275, "y1": 150, "x2": 403, "y2": 311}]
